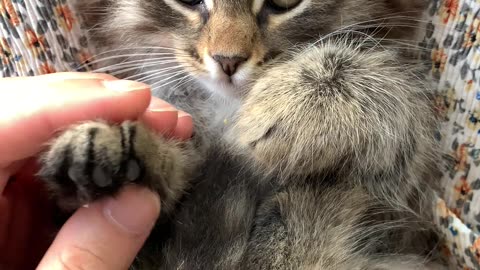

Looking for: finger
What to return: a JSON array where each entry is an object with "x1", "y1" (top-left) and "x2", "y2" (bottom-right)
[
  {"x1": 141, "y1": 98, "x2": 179, "y2": 136},
  {"x1": 0, "y1": 160, "x2": 27, "y2": 194},
  {"x1": 0, "y1": 171, "x2": 8, "y2": 196},
  {"x1": 37, "y1": 186, "x2": 160, "y2": 270},
  {"x1": 141, "y1": 98, "x2": 194, "y2": 141},
  {"x1": 2, "y1": 72, "x2": 117, "y2": 81},
  {"x1": 0, "y1": 195, "x2": 11, "y2": 255},
  {"x1": 0, "y1": 77, "x2": 152, "y2": 166},
  {"x1": 173, "y1": 111, "x2": 194, "y2": 140},
  {"x1": 1, "y1": 166, "x2": 56, "y2": 269},
  {"x1": 2, "y1": 183, "x2": 32, "y2": 269},
  {"x1": 35, "y1": 72, "x2": 118, "y2": 81}
]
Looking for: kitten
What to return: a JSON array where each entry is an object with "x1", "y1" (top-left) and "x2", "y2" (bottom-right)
[{"x1": 39, "y1": 0, "x2": 446, "y2": 269}]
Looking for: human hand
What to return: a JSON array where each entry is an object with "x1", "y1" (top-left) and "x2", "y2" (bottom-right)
[{"x1": 0, "y1": 72, "x2": 193, "y2": 269}]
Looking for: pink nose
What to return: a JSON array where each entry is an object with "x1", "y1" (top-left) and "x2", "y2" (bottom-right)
[{"x1": 212, "y1": 55, "x2": 248, "y2": 76}]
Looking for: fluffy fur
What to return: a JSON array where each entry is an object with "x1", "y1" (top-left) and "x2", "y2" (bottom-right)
[{"x1": 38, "y1": 0, "x2": 446, "y2": 269}]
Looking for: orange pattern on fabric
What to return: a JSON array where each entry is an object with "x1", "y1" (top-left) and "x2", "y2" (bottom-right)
[
  {"x1": 0, "y1": 38, "x2": 11, "y2": 65},
  {"x1": 56, "y1": 5, "x2": 75, "y2": 31},
  {"x1": 441, "y1": 0, "x2": 459, "y2": 24},
  {"x1": 1, "y1": 0, "x2": 20, "y2": 26},
  {"x1": 0, "y1": 0, "x2": 92, "y2": 77},
  {"x1": 39, "y1": 63, "x2": 56, "y2": 74}
]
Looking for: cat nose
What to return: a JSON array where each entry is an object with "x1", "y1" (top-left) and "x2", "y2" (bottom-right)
[{"x1": 212, "y1": 55, "x2": 247, "y2": 76}]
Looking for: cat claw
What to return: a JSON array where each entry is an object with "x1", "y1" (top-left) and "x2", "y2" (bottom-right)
[
  {"x1": 126, "y1": 159, "x2": 141, "y2": 181},
  {"x1": 93, "y1": 166, "x2": 113, "y2": 187}
]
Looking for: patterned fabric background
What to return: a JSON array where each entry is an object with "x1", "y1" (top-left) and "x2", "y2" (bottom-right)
[
  {"x1": 0, "y1": 0, "x2": 91, "y2": 77},
  {"x1": 423, "y1": 0, "x2": 480, "y2": 268},
  {"x1": 0, "y1": 0, "x2": 480, "y2": 269}
]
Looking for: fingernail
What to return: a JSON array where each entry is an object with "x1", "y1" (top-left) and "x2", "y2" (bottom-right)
[
  {"x1": 102, "y1": 80, "x2": 150, "y2": 92},
  {"x1": 103, "y1": 186, "x2": 161, "y2": 234},
  {"x1": 148, "y1": 98, "x2": 177, "y2": 112},
  {"x1": 178, "y1": 110, "x2": 191, "y2": 119}
]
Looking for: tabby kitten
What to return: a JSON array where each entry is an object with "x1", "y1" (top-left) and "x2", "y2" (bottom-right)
[{"x1": 39, "y1": 0, "x2": 444, "y2": 269}]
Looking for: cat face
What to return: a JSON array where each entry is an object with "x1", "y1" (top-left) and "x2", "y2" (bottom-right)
[{"x1": 79, "y1": 0, "x2": 425, "y2": 97}]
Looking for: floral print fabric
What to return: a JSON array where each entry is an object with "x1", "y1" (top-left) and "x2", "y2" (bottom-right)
[
  {"x1": 424, "y1": 0, "x2": 480, "y2": 268},
  {"x1": 0, "y1": 0, "x2": 91, "y2": 77},
  {"x1": 0, "y1": 0, "x2": 479, "y2": 269}
]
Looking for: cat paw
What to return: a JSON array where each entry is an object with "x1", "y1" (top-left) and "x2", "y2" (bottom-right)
[
  {"x1": 38, "y1": 120, "x2": 188, "y2": 212},
  {"x1": 38, "y1": 121, "x2": 147, "y2": 209},
  {"x1": 230, "y1": 43, "x2": 424, "y2": 176}
]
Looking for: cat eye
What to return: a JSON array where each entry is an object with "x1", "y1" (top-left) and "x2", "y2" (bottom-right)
[
  {"x1": 178, "y1": 0, "x2": 203, "y2": 6},
  {"x1": 266, "y1": 0, "x2": 302, "y2": 11}
]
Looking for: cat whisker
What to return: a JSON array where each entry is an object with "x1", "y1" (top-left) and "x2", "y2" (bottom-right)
[
  {"x1": 172, "y1": 75, "x2": 195, "y2": 90},
  {"x1": 92, "y1": 58, "x2": 180, "y2": 73},
  {"x1": 84, "y1": 22, "x2": 106, "y2": 35},
  {"x1": 311, "y1": 28, "x2": 435, "y2": 56},
  {"x1": 86, "y1": 46, "x2": 183, "y2": 56},
  {"x1": 109, "y1": 64, "x2": 186, "y2": 80},
  {"x1": 82, "y1": 12, "x2": 109, "y2": 15},
  {"x1": 75, "y1": 46, "x2": 189, "y2": 64},
  {"x1": 127, "y1": 66, "x2": 187, "y2": 82},
  {"x1": 76, "y1": 54, "x2": 188, "y2": 71},
  {"x1": 80, "y1": 60, "x2": 179, "y2": 74},
  {"x1": 85, "y1": 53, "x2": 181, "y2": 65},
  {"x1": 141, "y1": 69, "x2": 189, "y2": 85},
  {"x1": 345, "y1": 23, "x2": 440, "y2": 33},
  {"x1": 150, "y1": 72, "x2": 192, "y2": 90},
  {"x1": 343, "y1": 14, "x2": 446, "y2": 28}
]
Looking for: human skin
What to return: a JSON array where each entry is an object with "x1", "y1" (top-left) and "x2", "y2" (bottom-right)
[{"x1": 0, "y1": 72, "x2": 192, "y2": 270}]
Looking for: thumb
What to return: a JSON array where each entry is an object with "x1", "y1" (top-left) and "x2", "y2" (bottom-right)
[{"x1": 37, "y1": 186, "x2": 160, "y2": 270}]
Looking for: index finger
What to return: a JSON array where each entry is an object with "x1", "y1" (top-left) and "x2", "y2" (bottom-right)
[{"x1": 0, "y1": 74, "x2": 152, "y2": 166}]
